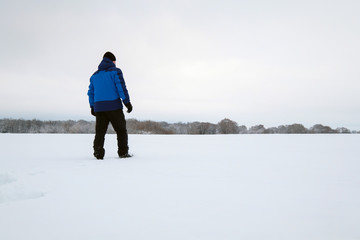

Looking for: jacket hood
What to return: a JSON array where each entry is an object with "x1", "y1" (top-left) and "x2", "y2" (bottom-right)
[{"x1": 98, "y1": 57, "x2": 115, "y2": 71}]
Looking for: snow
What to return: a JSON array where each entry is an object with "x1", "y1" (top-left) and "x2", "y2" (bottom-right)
[{"x1": 0, "y1": 134, "x2": 359, "y2": 240}]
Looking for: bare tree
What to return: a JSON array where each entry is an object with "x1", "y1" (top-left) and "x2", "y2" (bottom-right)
[
  {"x1": 310, "y1": 124, "x2": 336, "y2": 133},
  {"x1": 217, "y1": 118, "x2": 240, "y2": 134},
  {"x1": 188, "y1": 122, "x2": 217, "y2": 134},
  {"x1": 287, "y1": 124, "x2": 308, "y2": 134},
  {"x1": 248, "y1": 125, "x2": 266, "y2": 134},
  {"x1": 336, "y1": 127, "x2": 351, "y2": 134}
]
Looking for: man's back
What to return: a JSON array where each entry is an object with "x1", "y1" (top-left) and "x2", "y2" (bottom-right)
[{"x1": 88, "y1": 57, "x2": 130, "y2": 113}]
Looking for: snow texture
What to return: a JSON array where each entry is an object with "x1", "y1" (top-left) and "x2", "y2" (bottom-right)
[{"x1": 0, "y1": 134, "x2": 359, "y2": 240}]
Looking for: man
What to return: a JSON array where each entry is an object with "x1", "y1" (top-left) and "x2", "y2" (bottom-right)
[{"x1": 87, "y1": 51, "x2": 133, "y2": 160}]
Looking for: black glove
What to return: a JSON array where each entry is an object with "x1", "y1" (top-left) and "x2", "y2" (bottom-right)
[
  {"x1": 91, "y1": 107, "x2": 96, "y2": 116},
  {"x1": 125, "y1": 102, "x2": 133, "y2": 113}
]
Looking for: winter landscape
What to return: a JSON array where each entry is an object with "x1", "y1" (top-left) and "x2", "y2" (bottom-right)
[
  {"x1": 0, "y1": 133, "x2": 359, "y2": 240},
  {"x1": 2, "y1": 0, "x2": 360, "y2": 239}
]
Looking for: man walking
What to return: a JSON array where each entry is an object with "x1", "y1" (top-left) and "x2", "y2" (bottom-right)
[{"x1": 87, "y1": 51, "x2": 133, "y2": 159}]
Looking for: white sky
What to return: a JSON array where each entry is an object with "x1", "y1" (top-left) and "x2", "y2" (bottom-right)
[{"x1": 0, "y1": 0, "x2": 359, "y2": 129}]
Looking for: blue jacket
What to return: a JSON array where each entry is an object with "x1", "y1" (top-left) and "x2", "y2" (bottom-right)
[{"x1": 88, "y1": 58, "x2": 130, "y2": 112}]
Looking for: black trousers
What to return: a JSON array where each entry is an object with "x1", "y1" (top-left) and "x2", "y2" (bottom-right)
[{"x1": 93, "y1": 109, "x2": 128, "y2": 155}]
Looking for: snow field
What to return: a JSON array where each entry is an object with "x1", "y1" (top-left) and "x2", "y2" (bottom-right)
[{"x1": 0, "y1": 134, "x2": 359, "y2": 240}]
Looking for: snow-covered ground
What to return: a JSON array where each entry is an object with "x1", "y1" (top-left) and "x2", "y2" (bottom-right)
[{"x1": 0, "y1": 134, "x2": 359, "y2": 240}]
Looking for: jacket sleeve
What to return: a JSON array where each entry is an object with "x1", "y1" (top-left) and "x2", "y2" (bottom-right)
[
  {"x1": 114, "y1": 68, "x2": 131, "y2": 104},
  {"x1": 87, "y1": 78, "x2": 95, "y2": 107}
]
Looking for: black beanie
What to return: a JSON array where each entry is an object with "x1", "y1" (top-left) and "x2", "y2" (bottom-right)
[{"x1": 103, "y1": 52, "x2": 116, "y2": 61}]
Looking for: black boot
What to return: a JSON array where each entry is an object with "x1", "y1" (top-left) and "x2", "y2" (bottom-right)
[
  {"x1": 94, "y1": 147, "x2": 105, "y2": 160},
  {"x1": 118, "y1": 150, "x2": 132, "y2": 158}
]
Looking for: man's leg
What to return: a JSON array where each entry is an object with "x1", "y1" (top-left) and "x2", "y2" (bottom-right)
[
  {"x1": 107, "y1": 109, "x2": 129, "y2": 156},
  {"x1": 93, "y1": 112, "x2": 109, "y2": 159}
]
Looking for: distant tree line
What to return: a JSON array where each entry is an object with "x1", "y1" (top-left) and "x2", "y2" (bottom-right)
[{"x1": 0, "y1": 118, "x2": 358, "y2": 134}]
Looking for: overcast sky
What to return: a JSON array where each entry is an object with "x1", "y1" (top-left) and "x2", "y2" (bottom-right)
[{"x1": 1, "y1": 0, "x2": 359, "y2": 129}]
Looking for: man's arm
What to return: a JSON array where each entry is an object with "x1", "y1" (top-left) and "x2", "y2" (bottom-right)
[
  {"x1": 87, "y1": 78, "x2": 95, "y2": 108},
  {"x1": 114, "y1": 68, "x2": 131, "y2": 104}
]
